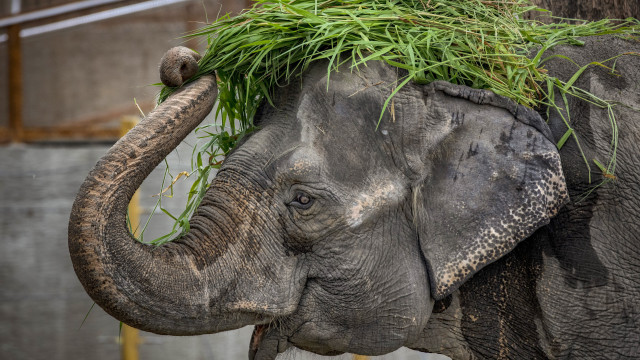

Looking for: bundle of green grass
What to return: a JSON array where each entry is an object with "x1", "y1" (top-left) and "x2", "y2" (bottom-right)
[{"x1": 149, "y1": 0, "x2": 638, "y2": 244}]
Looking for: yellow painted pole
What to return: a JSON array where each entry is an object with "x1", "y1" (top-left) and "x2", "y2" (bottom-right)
[
  {"x1": 120, "y1": 116, "x2": 141, "y2": 360},
  {"x1": 353, "y1": 355, "x2": 370, "y2": 360}
]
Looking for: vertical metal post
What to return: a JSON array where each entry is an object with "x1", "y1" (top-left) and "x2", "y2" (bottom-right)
[
  {"x1": 120, "y1": 116, "x2": 141, "y2": 360},
  {"x1": 8, "y1": 24, "x2": 23, "y2": 142},
  {"x1": 121, "y1": 324, "x2": 140, "y2": 360}
]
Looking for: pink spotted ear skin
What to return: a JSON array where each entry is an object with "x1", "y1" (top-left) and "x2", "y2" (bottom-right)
[{"x1": 433, "y1": 151, "x2": 568, "y2": 298}]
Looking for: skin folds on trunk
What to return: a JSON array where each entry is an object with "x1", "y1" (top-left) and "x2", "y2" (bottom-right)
[{"x1": 68, "y1": 76, "x2": 259, "y2": 334}]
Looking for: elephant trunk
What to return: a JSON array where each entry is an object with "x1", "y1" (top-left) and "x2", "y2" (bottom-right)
[{"x1": 68, "y1": 76, "x2": 263, "y2": 334}]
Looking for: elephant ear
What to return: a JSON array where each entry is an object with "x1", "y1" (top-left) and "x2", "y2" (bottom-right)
[{"x1": 410, "y1": 81, "x2": 569, "y2": 300}]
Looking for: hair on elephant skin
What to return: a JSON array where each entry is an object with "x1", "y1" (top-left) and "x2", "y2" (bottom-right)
[{"x1": 69, "y1": 35, "x2": 640, "y2": 360}]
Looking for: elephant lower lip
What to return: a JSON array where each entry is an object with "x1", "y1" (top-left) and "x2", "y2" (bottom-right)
[{"x1": 249, "y1": 324, "x2": 290, "y2": 360}]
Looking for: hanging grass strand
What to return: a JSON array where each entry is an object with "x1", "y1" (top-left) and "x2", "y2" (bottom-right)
[{"x1": 159, "y1": 0, "x2": 637, "y2": 123}]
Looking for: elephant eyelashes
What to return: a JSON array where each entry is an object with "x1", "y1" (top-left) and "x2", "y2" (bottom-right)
[{"x1": 289, "y1": 192, "x2": 314, "y2": 209}]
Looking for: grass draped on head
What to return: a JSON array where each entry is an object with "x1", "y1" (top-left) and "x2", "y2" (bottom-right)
[{"x1": 149, "y1": 0, "x2": 639, "y2": 244}]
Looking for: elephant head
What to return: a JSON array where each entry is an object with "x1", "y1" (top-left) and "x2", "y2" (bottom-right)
[{"x1": 69, "y1": 47, "x2": 568, "y2": 359}]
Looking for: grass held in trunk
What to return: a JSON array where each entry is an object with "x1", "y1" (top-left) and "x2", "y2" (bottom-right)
[{"x1": 151, "y1": 0, "x2": 639, "y2": 244}]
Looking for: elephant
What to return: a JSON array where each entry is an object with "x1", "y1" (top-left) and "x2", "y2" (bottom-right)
[{"x1": 69, "y1": 35, "x2": 640, "y2": 359}]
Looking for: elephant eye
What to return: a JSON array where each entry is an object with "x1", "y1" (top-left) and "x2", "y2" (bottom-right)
[{"x1": 290, "y1": 192, "x2": 314, "y2": 209}]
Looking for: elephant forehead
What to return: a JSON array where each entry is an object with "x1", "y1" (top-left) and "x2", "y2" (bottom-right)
[
  {"x1": 297, "y1": 93, "x2": 322, "y2": 144},
  {"x1": 346, "y1": 174, "x2": 405, "y2": 228},
  {"x1": 268, "y1": 93, "x2": 324, "y2": 174},
  {"x1": 279, "y1": 147, "x2": 322, "y2": 177}
]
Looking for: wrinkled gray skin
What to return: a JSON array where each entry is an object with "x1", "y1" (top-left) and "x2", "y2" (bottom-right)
[{"x1": 69, "y1": 36, "x2": 639, "y2": 359}]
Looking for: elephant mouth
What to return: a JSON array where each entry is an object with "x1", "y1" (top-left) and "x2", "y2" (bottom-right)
[
  {"x1": 249, "y1": 323, "x2": 348, "y2": 359},
  {"x1": 249, "y1": 324, "x2": 268, "y2": 359},
  {"x1": 249, "y1": 324, "x2": 289, "y2": 360}
]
